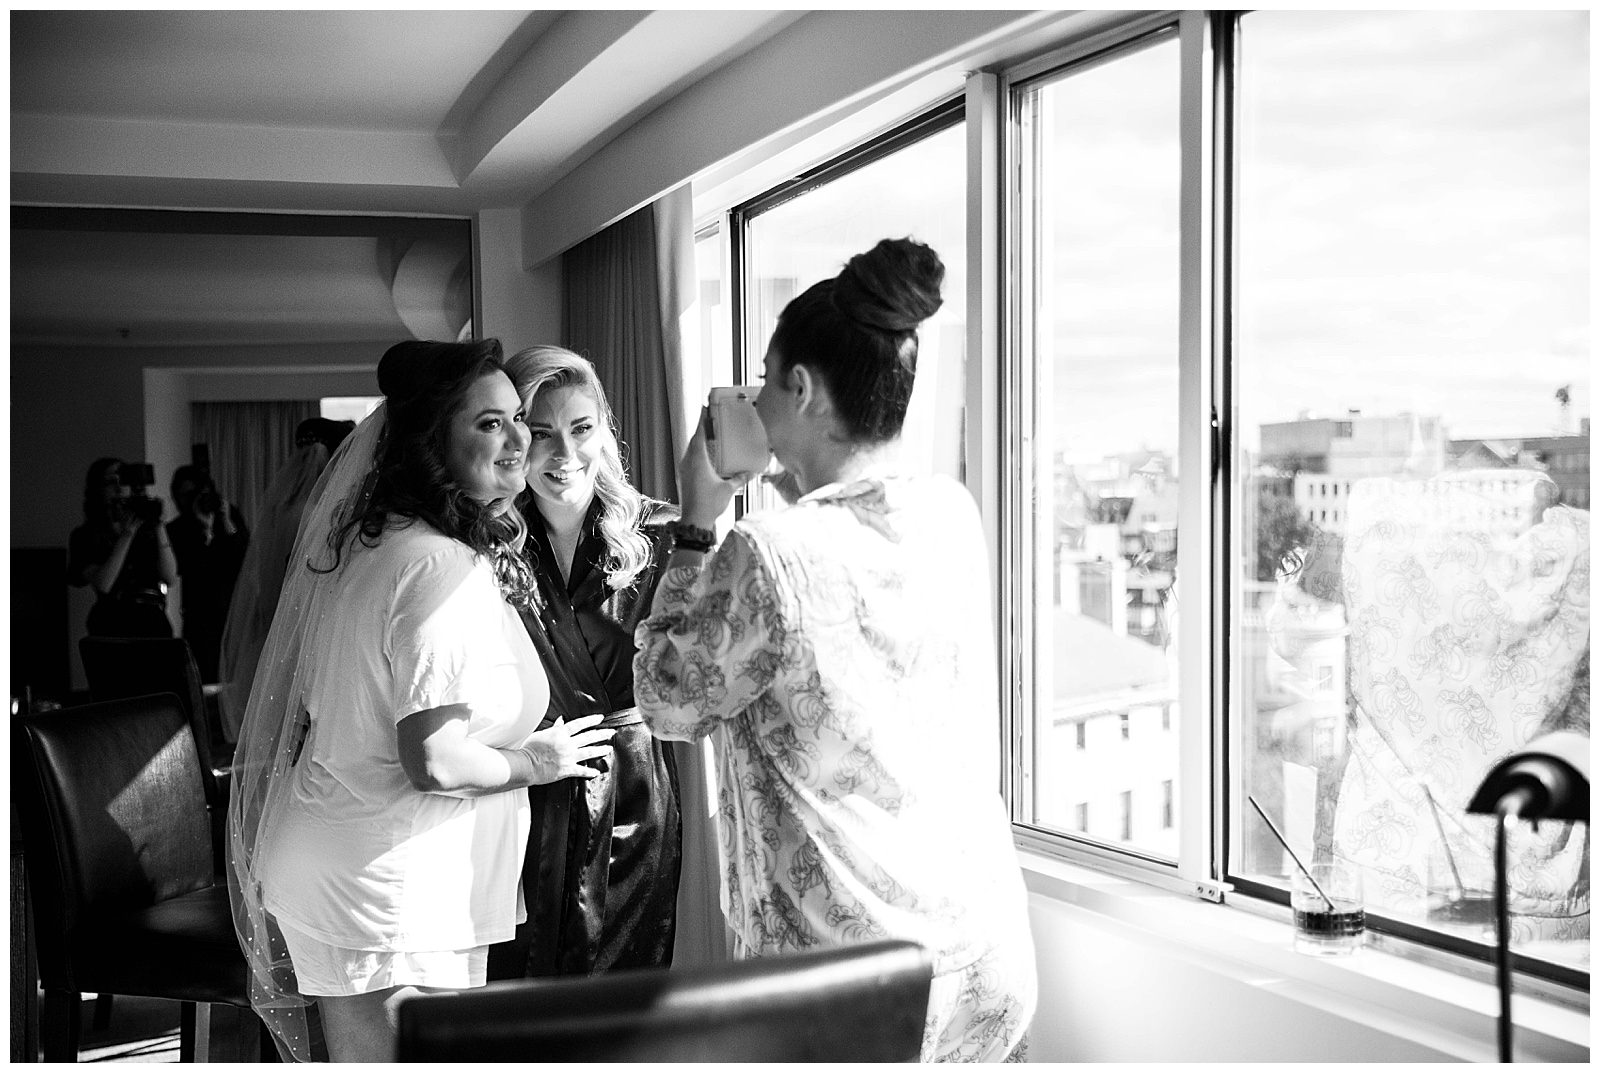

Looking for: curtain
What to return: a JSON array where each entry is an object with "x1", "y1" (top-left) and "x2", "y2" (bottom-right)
[
  {"x1": 563, "y1": 185, "x2": 730, "y2": 967},
  {"x1": 563, "y1": 188, "x2": 694, "y2": 503},
  {"x1": 190, "y1": 400, "x2": 319, "y2": 532}
]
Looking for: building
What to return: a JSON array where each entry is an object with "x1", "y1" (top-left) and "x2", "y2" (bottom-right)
[{"x1": 1449, "y1": 418, "x2": 1591, "y2": 509}]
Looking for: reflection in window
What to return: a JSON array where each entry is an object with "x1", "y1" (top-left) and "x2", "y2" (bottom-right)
[
  {"x1": 1234, "y1": 10, "x2": 1589, "y2": 970},
  {"x1": 1017, "y1": 34, "x2": 1181, "y2": 856}
]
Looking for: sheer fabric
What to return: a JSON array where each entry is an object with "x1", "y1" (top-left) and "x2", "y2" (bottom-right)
[
  {"x1": 1328, "y1": 472, "x2": 1590, "y2": 939},
  {"x1": 217, "y1": 441, "x2": 331, "y2": 742},
  {"x1": 225, "y1": 408, "x2": 384, "y2": 1062}
]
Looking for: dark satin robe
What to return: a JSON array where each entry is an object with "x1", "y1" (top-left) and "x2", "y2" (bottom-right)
[{"x1": 487, "y1": 499, "x2": 682, "y2": 979}]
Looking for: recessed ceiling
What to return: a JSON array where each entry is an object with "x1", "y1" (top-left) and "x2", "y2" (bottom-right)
[{"x1": 8, "y1": 8, "x2": 803, "y2": 347}]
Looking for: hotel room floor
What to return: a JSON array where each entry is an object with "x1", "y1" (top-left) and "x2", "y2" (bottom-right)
[{"x1": 70, "y1": 994, "x2": 182, "y2": 1063}]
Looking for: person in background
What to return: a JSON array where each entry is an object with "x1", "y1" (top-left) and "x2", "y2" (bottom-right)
[
  {"x1": 216, "y1": 417, "x2": 355, "y2": 742},
  {"x1": 229, "y1": 340, "x2": 614, "y2": 1062},
  {"x1": 633, "y1": 238, "x2": 1037, "y2": 1062},
  {"x1": 486, "y1": 344, "x2": 682, "y2": 981},
  {"x1": 67, "y1": 456, "x2": 178, "y2": 638},
  {"x1": 167, "y1": 464, "x2": 250, "y2": 681}
]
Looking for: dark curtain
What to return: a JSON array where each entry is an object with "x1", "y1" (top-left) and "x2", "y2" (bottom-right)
[{"x1": 562, "y1": 196, "x2": 685, "y2": 503}]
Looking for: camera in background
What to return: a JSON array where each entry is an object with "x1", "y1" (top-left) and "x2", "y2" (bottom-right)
[{"x1": 117, "y1": 462, "x2": 165, "y2": 525}]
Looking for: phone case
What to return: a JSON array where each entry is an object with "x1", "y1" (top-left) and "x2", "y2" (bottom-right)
[{"x1": 706, "y1": 387, "x2": 771, "y2": 477}]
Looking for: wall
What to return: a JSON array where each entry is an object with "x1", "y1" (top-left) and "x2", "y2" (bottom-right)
[
  {"x1": 476, "y1": 206, "x2": 563, "y2": 350},
  {"x1": 1021, "y1": 856, "x2": 1588, "y2": 1063},
  {"x1": 519, "y1": 8, "x2": 1086, "y2": 267}
]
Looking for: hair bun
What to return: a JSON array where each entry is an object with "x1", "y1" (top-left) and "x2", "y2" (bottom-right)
[
  {"x1": 832, "y1": 237, "x2": 944, "y2": 334},
  {"x1": 378, "y1": 339, "x2": 503, "y2": 403}
]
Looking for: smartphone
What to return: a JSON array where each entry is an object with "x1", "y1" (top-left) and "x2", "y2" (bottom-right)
[{"x1": 706, "y1": 387, "x2": 771, "y2": 478}]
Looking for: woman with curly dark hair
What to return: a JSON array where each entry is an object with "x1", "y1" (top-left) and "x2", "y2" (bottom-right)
[{"x1": 230, "y1": 339, "x2": 614, "y2": 1062}]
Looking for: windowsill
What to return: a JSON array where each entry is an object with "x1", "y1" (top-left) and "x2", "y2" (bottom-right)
[{"x1": 1018, "y1": 848, "x2": 1590, "y2": 1061}]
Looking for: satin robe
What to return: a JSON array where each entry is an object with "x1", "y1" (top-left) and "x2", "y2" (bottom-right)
[{"x1": 487, "y1": 500, "x2": 683, "y2": 978}]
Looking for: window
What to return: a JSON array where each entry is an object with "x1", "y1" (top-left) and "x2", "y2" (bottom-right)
[
  {"x1": 1011, "y1": 26, "x2": 1182, "y2": 862},
  {"x1": 1074, "y1": 802, "x2": 1090, "y2": 831},
  {"x1": 733, "y1": 103, "x2": 966, "y2": 492},
  {"x1": 1004, "y1": 10, "x2": 1588, "y2": 982},
  {"x1": 1119, "y1": 712, "x2": 1131, "y2": 741},
  {"x1": 1075, "y1": 721, "x2": 1087, "y2": 750},
  {"x1": 1233, "y1": 9, "x2": 1589, "y2": 976},
  {"x1": 320, "y1": 397, "x2": 381, "y2": 423}
]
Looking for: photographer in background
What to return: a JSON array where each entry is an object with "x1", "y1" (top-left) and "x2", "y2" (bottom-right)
[
  {"x1": 68, "y1": 457, "x2": 178, "y2": 638},
  {"x1": 167, "y1": 462, "x2": 250, "y2": 682}
]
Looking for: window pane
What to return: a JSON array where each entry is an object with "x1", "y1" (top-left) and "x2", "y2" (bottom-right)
[
  {"x1": 1019, "y1": 36, "x2": 1182, "y2": 859},
  {"x1": 1234, "y1": 10, "x2": 1589, "y2": 973},
  {"x1": 742, "y1": 120, "x2": 967, "y2": 483},
  {"x1": 694, "y1": 228, "x2": 730, "y2": 389}
]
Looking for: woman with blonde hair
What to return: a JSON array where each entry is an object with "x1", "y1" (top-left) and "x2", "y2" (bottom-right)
[{"x1": 487, "y1": 344, "x2": 682, "y2": 980}]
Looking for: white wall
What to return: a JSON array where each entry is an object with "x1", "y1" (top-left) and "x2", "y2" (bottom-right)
[
  {"x1": 1021, "y1": 856, "x2": 1587, "y2": 1062},
  {"x1": 475, "y1": 206, "x2": 562, "y2": 349},
  {"x1": 518, "y1": 9, "x2": 1082, "y2": 267}
]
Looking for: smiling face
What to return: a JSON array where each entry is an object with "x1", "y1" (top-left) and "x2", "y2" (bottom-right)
[
  {"x1": 525, "y1": 384, "x2": 607, "y2": 514},
  {"x1": 443, "y1": 370, "x2": 530, "y2": 506}
]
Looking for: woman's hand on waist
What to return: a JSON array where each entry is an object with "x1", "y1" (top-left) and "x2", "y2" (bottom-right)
[{"x1": 516, "y1": 713, "x2": 615, "y2": 784}]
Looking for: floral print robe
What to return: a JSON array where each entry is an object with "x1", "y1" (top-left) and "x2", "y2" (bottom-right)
[{"x1": 634, "y1": 474, "x2": 1036, "y2": 1062}]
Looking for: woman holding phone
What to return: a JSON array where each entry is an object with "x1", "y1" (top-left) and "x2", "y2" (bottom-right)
[{"x1": 633, "y1": 237, "x2": 1036, "y2": 1062}]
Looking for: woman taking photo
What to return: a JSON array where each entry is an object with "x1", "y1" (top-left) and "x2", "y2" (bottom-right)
[
  {"x1": 633, "y1": 238, "x2": 1037, "y2": 1062},
  {"x1": 68, "y1": 457, "x2": 178, "y2": 638},
  {"x1": 229, "y1": 339, "x2": 613, "y2": 1062},
  {"x1": 488, "y1": 344, "x2": 682, "y2": 980}
]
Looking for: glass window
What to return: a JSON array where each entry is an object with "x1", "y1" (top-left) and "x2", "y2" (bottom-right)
[
  {"x1": 694, "y1": 225, "x2": 731, "y2": 397},
  {"x1": 1013, "y1": 32, "x2": 1181, "y2": 858},
  {"x1": 736, "y1": 110, "x2": 967, "y2": 491},
  {"x1": 1233, "y1": 10, "x2": 1589, "y2": 973}
]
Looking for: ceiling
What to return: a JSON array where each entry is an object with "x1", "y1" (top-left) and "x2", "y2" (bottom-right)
[{"x1": 9, "y1": 9, "x2": 803, "y2": 348}]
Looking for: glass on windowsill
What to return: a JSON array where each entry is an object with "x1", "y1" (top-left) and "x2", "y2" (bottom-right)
[
  {"x1": 1292, "y1": 861, "x2": 1365, "y2": 956},
  {"x1": 1425, "y1": 843, "x2": 1497, "y2": 939}
]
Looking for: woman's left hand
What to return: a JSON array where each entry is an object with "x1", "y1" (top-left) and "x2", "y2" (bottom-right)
[{"x1": 677, "y1": 408, "x2": 754, "y2": 528}]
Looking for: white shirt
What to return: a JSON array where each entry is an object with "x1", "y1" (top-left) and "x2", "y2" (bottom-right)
[{"x1": 262, "y1": 522, "x2": 548, "y2": 951}]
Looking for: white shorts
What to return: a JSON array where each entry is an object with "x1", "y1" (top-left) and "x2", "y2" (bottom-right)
[{"x1": 277, "y1": 918, "x2": 490, "y2": 997}]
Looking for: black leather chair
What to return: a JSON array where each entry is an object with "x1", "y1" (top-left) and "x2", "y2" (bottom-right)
[
  {"x1": 12, "y1": 693, "x2": 262, "y2": 1061},
  {"x1": 396, "y1": 938, "x2": 934, "y2": 1062},
  {"x1": 79, "y1": 636, "x2": 231, "y2": 865}
]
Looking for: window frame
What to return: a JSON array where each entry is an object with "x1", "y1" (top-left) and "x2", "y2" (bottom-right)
[
  {"x1": 996, "y1": 9, "x2": 1588, "y2": 990},
  {"x1": 726, "y1": 96, "x2": 965, "y2": 386},
  {"x1": 1000, "y1": 10, "x2": 1225, "y2": 898}
]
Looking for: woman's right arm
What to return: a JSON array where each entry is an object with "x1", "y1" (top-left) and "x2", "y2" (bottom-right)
[{"x1": 396, "y1": 707, "x2": 614, "y2": 799}]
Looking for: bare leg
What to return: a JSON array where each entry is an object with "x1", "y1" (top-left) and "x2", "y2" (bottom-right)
[{"x1": 316, "y1": 986, "x2": 454, "y2": 1062}]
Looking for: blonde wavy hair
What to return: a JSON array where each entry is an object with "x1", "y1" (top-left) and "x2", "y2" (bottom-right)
[{"x1": 503, "y1": 344, "x2": 653, "y2": 591}]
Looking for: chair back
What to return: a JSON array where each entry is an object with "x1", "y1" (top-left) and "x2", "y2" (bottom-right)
[
  {"x1": 79, "y1": 636, "x2": 223, "y2": 804},
  {"x1": 13, "y1": 693, "x2": 214, "y2": 992},
  {"x1": 396, "y1": 938, "x2": 934, "y2": 1062}
]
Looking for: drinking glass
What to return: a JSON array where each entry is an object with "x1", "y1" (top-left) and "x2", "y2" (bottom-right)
[{"x1": 1292, "y1": 861, "x2": 1365, "y2": 956}]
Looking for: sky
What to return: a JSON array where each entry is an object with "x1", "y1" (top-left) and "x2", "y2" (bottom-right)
[
  {"x1": 1045, "y1": 9, "x2": 1589, "y2": 458},
  {"x1": 719, "y1": 10, "x2": 1589, "y2": 467}
]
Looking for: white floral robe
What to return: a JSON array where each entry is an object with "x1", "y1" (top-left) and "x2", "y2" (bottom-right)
[{"x1": 634, "y1": 475, "x2": 1037, "y2": 1062}]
